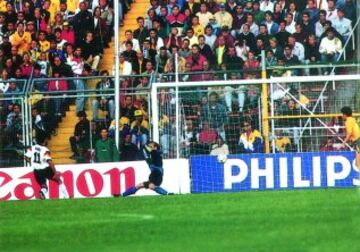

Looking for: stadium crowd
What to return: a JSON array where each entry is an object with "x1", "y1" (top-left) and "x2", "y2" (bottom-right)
[{"x1": 0, "y1": 0, "x2": 357, "y2": 165}]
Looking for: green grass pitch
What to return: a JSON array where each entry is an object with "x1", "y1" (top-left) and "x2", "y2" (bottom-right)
[{"x1": 1, "y1": 188, "x2": 360, "y2": 252}]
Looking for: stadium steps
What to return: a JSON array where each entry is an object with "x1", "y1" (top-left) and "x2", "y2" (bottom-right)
[{"x1": 47, "y1": 0, "x2": 149, "y2": 165}]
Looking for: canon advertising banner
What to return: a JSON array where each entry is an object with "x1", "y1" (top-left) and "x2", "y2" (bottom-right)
[{"x1": 0, "y1": 159, "x2": 190, "y2": 201}]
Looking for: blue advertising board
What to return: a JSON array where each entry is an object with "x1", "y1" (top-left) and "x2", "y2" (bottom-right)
[{"x1": 190, "y1": 152, "x2": 360, "y2": 193}]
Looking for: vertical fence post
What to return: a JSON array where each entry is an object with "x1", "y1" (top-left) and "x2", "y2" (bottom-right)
[
  {"x1": 261, "y1": 50, "x2": 270, "y2": 153},
  {"x1": 175, "y1": 53, "x2": 180, "y2": 159},
  {"x1": 114, "y1": 0, "x2": 120, "y2": 149}
]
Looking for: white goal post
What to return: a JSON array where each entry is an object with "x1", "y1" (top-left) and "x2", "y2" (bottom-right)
[{"x1": 151, "y1": 74, "x2": 360, "y2": 158}]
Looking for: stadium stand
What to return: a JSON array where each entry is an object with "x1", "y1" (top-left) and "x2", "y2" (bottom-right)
[{"x1": 0, "y1": 0, "x2": 358, "y2": 166}]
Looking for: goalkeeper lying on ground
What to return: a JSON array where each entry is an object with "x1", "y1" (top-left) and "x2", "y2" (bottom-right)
[{"x1": 122, "y1": 141, "x2": 170, "y2": 196}]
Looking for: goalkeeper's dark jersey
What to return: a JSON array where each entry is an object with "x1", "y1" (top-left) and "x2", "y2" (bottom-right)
[{"x1": 143, "y1": 148, "x2": 163, "y2": 172}]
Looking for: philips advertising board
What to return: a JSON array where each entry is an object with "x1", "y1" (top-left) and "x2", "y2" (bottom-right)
[{"x1": 190, "y1": 152, "x2": 360, "y2": 193}]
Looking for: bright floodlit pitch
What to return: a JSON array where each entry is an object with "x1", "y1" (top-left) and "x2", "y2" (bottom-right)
[{"x1": 1, "y1": 188, "x2": 360, "y2": 252}]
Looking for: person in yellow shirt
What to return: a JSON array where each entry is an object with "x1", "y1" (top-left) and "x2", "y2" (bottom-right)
[
  {"x1": 9, "y1": 23, "x2": 32, "y2": 55},
  {"x1": 38, "y1": 31, "x2": 50, "y2": 52},
  {"x1": 341, "y1": 106, "x2": 360, "y2": 169},
  {"x1": 275, "y1": 133, "x2": 291, "y2": 153},
  {"x1": 0, "y1": 0, "x2": 6, "y2": 12},
  {"x1": 66, "y1": 0, "x2": 79, "y2": 13},
  {"x1": 191, "y1": 16, "x2": 204, "y2": 37},
  {"x1": 131, "y1": 110, "x2": 149, "y2": 147}
]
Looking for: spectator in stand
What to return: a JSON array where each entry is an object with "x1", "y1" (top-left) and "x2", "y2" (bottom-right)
[
  {"x1": 319, "y1": 27, "x2": 342, "y2": 63},
  {"x1": 134, "y1": 16, "x2": 149, "y2": 46},
  {"x1": 283, "y1": 45, "x2": 300, "y2": 75},
  {"x1": 72, "y1": 1, "x2": 93, "y2": 46},
  {"x1": 95, "y1": 128, "x2": 119, "y2": 162},
  {"x1": 254, "y1": 37, "x2": 266, "y2": 57},
  {"x1": 179, "y1": 38, "x2": 191, "y2": 59},
  {"x1": 10, "y1": 22, "x2": 31, "y2": 55},
  {"x1": 121, "y1": 95, "x2": 136, "y2": 122},
  {"x1": 141, "y1": 39, "x2": 157, "y2": 64},
  {"x1": 304, "y1": 34, "x2": 321, "y2": 75},
  {"x1": 208, "y1": 14, "x2": 221, "y2": 36},
  {"x1": 92, "y1": 6, "x2": 108, "y2": 48},
  {"x1": 201, "y1": 92, "x2": 228, "y2": 140},
  {"x1": 232, "y1": 4, "x2": 246, "y2": 35},
  {"x1": 59, "y1": 2, "x2": 75, "y2": 22},
  {"x1": 48, "y1": 40, "x2": 65, "y2": 63},
  {"x1": 326, "y1": 0, "x2": 338, "y2": 23},
  {"x1": 333, "y1": 8, "x2": 352, "y2": 43},
  {"x1": 293, "y1": 23, "x2": 308, "y2": 45},
  {"x1": 119, "y1": 53, "x2": 132, "y2": 76},
  {"x1": 92, "y1": 70, "x2": 114, "y2": 120},
  {"x1": 198, "y1": 121, "x2": 218, "y2": 145},
  {"x1": 343, "y1": 0, "x2": 356, "y2": 25},
  {"x1": 304, "y1": 0, "x2": 320, "y2": 25},
  {"x1": 265, "y1": 50, "x2": 277, "y2": 67},
  {"x1": 61, "y1": 22, "x2": 75, "y2": 46},
  {"x1": 32, "y1": 64, "x2": 48, "y2": 92},
  {"x1": 69, "y1": 111, "x2": 90, "y2": 160},
  {"x1": 274, "y1": 131, "x2": 292, "y2": 153},
  {"x1": 235, "y1": 38, "x2": 250, "y2": 61},
  {"x1": 268, "y1": 37, "x2": 284, "y2": 59},
  {"x1": 147, "y1": 28, "x2": 164, "y2": 52},
  {"x1": 81, "y1": 31, "x2": 102, "y2": 73},
  {"x1": 196, "y1": 2, "x2": 212, "y2": 27},
  {"x1": 165, "y1": 27, "x2": 183, "y2": 50},
  {"x1": 215, "y1": 3, "x2": 233, "y2": 28},
  {"x1": 181, "y1": 119, "x2": 197, "y2": 156},
  {"x1": 256, "y1": 24, "x2": 269, "y2": 47},
  {"x1": 191, "y1": 16, "x2": 204, "y2": 38},
  {"x1": 315, "y1": 10, "x2": 327, "y2": 40},
  {"x1": 218, "y1": 26, "x2": 235, "y2": 47},
  {"x1": 241, "y1": 13, "x2": 259, "y2": 37},
  {"x1": 158, "y1": 6, "x2": 170, "y2": 31},
  {"x1": 197, "y1": 35, "x2": 212, "y2": 63},
  {"x1": 183, "y1": 28, "x2": 198, "y2": 48},
  {"x1": 204, "y1": 25, "x2": 217, "y2": 50},
  {"x1": 252, "y1": 1, "x2": 265, "y2": 25},
  {"x1": 187, "y1": 44, "x2": 206, "y2": 72},
  {"x1": 223, "y1": 45, "x2": 243, "y2": 71},
  {"x1": 210, "y1": 136, "x2": 229, "y2": 156},
  {"x1": 152, "y1": 19, "x2": 167, "y2": 40},
  {"x1": 214, "y1": 35, "x2": 227, "y2": 68},
  {"x1": 273, "y1": 3, "x2": 285, "y2": 24},
  {"x1": 238, "y1": 119, "x2": 264, "y2": 154},
  {"x1": 260, "y1": 0, "x2": 274, "y2": 13},
  {"x1": 31, "y1": 107, "x2": 46, "y2": 138},
  {"x1": 54, "y1": 29, "x2": 67, "y2": 51},
  {"x1": 120, "y1": 133, "x2": 140, "y2": 161},
  {"x1": 263, "y1": 11, "x2": 279, "y2": 36},
  {"x1": 5, "y1": 103, "x2": 22, "y2": 147},
  {"x1": 243, "y1": 51, "x2": 260, "y2": 79},
  {"x1": 38, "y1": 31, "x2": 50, "y2": 53},
  {"x1": 20, "y1": 53, "x2": 32, "y2": 77},
  {"x1": 288, "y1": 35, "x2": 305, "y2": 62},
  {"x1": 167, "y1": 5, "x2": 186, "y2": 35},
  {"x1": 48, "y1": 72, "x2": 68, "y2": 117},
  {"x1": 131, "y1": 110, "x2": 149, "y2": 148},
  {"x1": 155, "y1": 47, "x2": 170, "y2": 74},
  {"x1": 237, "y1": 23, "x2": 256, "y2": 51},
  {"x1": 132, "y1": 50, "x2": 147, "y2": 74},
  {"x1": 275, "y1": 20, "x2": 290, "y2": 47},
  {"x1": 285, "y1": 12, "x2": 296, "y2": 34},
  {"x1": 301, "y1": 13, "x2": 315, "y2": 36}
]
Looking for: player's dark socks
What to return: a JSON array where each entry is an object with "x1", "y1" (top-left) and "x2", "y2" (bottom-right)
[
  {"x1": 154, "y1": 186, "x2": 168, "y2": 195},
  {"x1": 122, "y1": 186, "x2": 138, "y2": 197}
]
